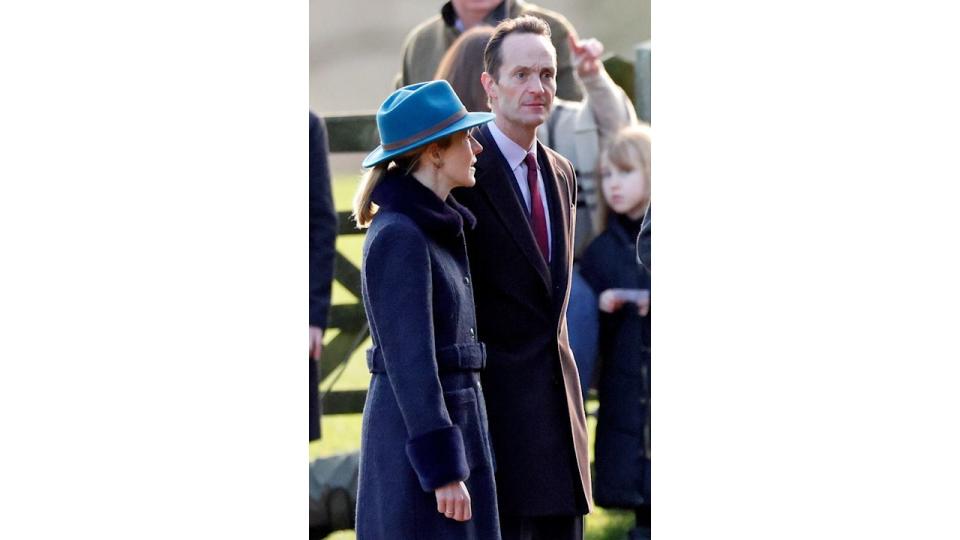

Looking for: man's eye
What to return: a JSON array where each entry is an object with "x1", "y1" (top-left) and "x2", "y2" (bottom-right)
[
  {"x1": 516, "y1": 72, "x2": 526, "y2": 79},
  {"x1": 543, "y1": 72, "x2": 554, "y2": 79}
]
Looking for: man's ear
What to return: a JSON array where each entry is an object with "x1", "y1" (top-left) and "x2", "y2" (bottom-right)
[{"x1": 480, "y1": 72, "x2": 497, "y2": 103}]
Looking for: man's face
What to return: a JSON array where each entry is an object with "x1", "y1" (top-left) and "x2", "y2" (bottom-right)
[
  {"x1": 482, "y1": 33, "x2": 557, "y2": 131},
  {"x1": 451, "y1": 0, "x2": 501, "y2": 17}
]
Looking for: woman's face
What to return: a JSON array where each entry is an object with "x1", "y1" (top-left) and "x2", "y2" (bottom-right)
[
  {"x1": 437, "y1": 128, "x2": 483, "y2": 191},
  {"x1": 601, "y1": 155, "x2": 649, "y2": 221}
]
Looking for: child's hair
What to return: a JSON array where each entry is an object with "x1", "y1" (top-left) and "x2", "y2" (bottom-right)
[
  {"x1": 597, "y1": 123, "x2": 652, "y2": 229},
  {"x1": 607, "y1": 123, "x2": 651, "y2": 182}
]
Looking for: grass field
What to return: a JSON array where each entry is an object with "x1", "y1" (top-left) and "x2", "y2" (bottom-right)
[{"x1": 311, "y1": 173, "x2": 636, "y2": 540}]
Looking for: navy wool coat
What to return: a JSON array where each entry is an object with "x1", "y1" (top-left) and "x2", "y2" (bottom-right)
[
  {"x1": 355, "y1": 171, "x2": 501, "y2": 540},
  {"x1": 451, "y1": 124, "x2": 592, "y2": 517},
  {"x1": 579, "y1": 215, "x2": 651, "y2": 508}
]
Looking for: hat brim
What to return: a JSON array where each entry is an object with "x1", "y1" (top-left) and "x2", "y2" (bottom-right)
[{"x1": 362, "y1": 111, "x2": 495, "y2": 169}]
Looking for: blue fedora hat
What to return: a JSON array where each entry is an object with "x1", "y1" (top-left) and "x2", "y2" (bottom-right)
[{"x1": 362, "y1": 80, "x2": 495, "y2": 169}]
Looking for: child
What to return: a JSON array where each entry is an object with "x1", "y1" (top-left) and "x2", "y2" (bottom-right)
[{"x1": 578, "y1": 124, "x2": 652, "y2": 540}]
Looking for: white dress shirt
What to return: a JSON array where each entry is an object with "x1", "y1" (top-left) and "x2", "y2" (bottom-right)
[{"x1": 487, "y1": 122, "x2": 553, "y2": 262}]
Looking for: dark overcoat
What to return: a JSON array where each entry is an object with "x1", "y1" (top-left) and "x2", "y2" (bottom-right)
[
  {"x1": 309, "y1": 111, "x2": 337, "y2": 441},
  {"x1": 355, "y1": 171, "x2": 501, "y2": 540},
  {"x1": 451, "y1": 124, "x2": 593, "y2": 517},
  {"x1": 579, "y1": 215, "x2": 652, "y2": 508}
]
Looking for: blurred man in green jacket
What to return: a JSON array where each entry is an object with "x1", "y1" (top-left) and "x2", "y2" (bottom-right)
[{"x1": 397, "y1": 0, "x2": 584, "y2": 101}]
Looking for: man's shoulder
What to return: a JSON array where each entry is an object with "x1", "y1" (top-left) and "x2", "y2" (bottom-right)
[
  {"x1": 473, "y1": 128, "x2": 506, "y2": 169},
  {"x1": 402, "y1": 14, "x2": 446, "y2": 49},
  {"x1": 542, "y1": 143, "x2": 575, "y2": 175}
]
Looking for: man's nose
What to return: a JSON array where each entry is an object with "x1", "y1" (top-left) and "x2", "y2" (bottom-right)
[{"x1": 527, "y1": 75, "x2": 545, "y2": 94}]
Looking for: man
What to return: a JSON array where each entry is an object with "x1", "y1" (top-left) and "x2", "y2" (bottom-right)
[
  {"x1": 309, "y1": 111, "x2": 337, "y2": 442},
  {"x1": 451, "y1": 16, "x2": 591, "y2": 539},
  {"x1": 398, "y1": 0, "x2": 583, "y2": 101}
]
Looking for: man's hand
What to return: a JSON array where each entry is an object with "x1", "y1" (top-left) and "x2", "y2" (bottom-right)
[
  {"x1": 567, "y1": 33, "x2": 605, "y2": 79},
  {"x1": 309, "y1": 326, "x2": 324, "y2": 361},
  {"x1": 435, "y1": 481, "x2": 472, "y2": 522}
]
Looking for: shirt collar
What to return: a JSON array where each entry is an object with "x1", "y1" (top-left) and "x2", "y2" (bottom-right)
[{"x1": 488, "y1": 121, "x2": 536, "y2": 172}]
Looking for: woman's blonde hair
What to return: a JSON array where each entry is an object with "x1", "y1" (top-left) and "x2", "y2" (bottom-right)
[
  {"x1": 597, "y1": 123, "x2": 652, "y2": 229},
  {"x1": 351, "y1": 135, "x2": 456, "y2": 228}
]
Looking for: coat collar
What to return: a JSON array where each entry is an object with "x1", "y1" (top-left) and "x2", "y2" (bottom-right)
[
  {"x1": 606, "y1": 213, "x2": 644, "y2": 248},
  {"x1": 372, "y1": 169, "x2": 477, "y2": 242},
  {"x1": 472, "y1": 123, "x2": 574, "y2": 305}
]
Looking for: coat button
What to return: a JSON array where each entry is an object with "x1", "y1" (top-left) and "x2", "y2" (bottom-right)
[
  {"x1": 464, "y1": 275, "x2": 471, "y2": 285},
  {"x1": 469, "y1": 327, "x2": 476, "y2": 340}
]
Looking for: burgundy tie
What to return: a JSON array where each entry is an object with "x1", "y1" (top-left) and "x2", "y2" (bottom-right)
[{"x1": 524, "y1": 152, "x2": 549, "y2": 261}]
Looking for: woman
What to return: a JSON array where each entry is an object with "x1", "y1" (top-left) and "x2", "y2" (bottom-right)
[{"x1": 352, "y1": 80, "x2": 500, "y2": 540}]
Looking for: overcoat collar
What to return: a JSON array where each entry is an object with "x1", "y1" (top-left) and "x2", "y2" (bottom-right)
[{"x1": 372, "y1": 170, "x2": 477, "y2": 242}]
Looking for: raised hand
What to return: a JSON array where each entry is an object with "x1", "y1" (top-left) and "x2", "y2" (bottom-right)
[{"x1": 567, "y1": 32, "x2": 605, "y2": 79}]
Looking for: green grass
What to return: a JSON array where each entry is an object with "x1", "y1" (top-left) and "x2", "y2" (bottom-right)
[{"x1": 311, "y1": 174, "x2": 636, "y2": 539}]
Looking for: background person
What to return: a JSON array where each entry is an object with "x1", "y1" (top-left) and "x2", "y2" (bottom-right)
[
  {"x1": 400, "y1": 0, "x2": 584, "y2": 101},
  {"x1": 352, "y1": 80, "x2": 501, "y2": 540},
  {"x1": 578, "y1": 124, "x2": 652, "y2": 540},
  {"x1": 309, "y1": 111, "x2": 338, "y2": 442}
]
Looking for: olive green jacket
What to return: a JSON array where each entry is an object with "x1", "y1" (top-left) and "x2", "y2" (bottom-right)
[{"x1": 398, "y1": 0, "x2": 583, "y2": 101}]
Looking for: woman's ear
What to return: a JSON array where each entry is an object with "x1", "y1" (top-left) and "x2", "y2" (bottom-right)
[{"x1": 424, "y1": 143, "x2": 443, "y2": 169}]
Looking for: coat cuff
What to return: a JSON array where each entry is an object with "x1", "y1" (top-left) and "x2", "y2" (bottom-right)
[{"x1": 405, "y1": 425, "x2": 469, "y2": 492}]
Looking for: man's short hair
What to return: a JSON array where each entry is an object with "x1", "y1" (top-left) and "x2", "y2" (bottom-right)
[{"x1": 483, "y1": 15, "x2": 553, "y2": 82}]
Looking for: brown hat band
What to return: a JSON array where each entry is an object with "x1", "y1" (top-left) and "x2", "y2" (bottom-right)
[{"x1": 382, "y1": 109, "x2": 468, "y2": 151}]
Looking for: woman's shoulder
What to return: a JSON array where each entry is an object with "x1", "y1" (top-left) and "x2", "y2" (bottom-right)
[{"x1": 365, "y1": 210, "x2": 430, "y2": 252}]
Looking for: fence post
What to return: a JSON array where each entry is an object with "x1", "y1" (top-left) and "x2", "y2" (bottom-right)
[{"x1": 635, "y1": 41, "x2": 651, "y2": 123}]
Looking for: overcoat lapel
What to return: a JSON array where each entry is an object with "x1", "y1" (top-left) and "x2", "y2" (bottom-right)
[
  {"x1": 539, "y1": 142, "x2": 573, "y2": 317},
  {"x1": 474, "y1": 124, "x2": 552, "y2": 294}
]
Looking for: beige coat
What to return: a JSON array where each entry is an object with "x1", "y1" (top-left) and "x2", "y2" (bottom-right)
[{"x1": 537, "y1": 67, "x2": 638, "y2": 258}]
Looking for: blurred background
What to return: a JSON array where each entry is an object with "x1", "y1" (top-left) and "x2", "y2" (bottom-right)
[{"x1": 311, "y1": 0, "x2": 649, "y2": 112}]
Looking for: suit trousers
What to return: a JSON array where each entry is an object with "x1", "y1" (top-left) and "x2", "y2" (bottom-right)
[{"x1": 500, "y1": 514, "x2": 583, "y2": 540}]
